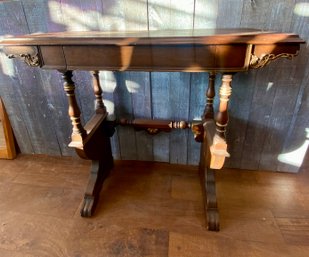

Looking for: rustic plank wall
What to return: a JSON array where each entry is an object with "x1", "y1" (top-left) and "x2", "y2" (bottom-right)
[{"x1": 0, "y1": 0, "x2": 308, "y2": 172}]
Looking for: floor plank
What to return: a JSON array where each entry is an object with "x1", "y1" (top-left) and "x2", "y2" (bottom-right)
[{"x1": 0, "y1": 154, "x2": 308, "y2": 256}]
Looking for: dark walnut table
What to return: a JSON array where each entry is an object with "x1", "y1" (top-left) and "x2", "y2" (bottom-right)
[{"x1": 0, "y1": 29, "x2": 304, "y2": 231}]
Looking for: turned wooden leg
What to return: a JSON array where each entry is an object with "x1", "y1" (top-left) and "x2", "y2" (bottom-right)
[
  {"x1": 203, "y1": 72, "x2": 216, "y2": 120},
  {"x1": 60, "y1": 70, "x2": 86, "y2": 144},
  {"x1": 216, "y1": 74, "x2": 233, "y2": 139},
  {"x1": 192, "y1": 73, "x2": 217, "y2": 142},
  {"x1": 91, "y1": 70, "x2": 106, "y2": 114}
]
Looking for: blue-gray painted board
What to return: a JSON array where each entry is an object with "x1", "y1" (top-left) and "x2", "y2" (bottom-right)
[
  {"x1": 114, "y1": 72, "x2": 137, "y2": 160},
  {"x1": 0, "y1": 0, "x2": 308, "y2": 171},
  {"x1": 169, "y1": 73, "x2": 191, "y2": 164},
  {"x1": 224, "y1": 72, "x2": 256, "y2": 169},
  {"x1": 130, "y1": 72, "x2": 153, "y2": 161},
  {"x1": 0, "y1": 1, "x2": 61, "y2": 155},
  {"x1": 187, "y1": 73, "x2": 207, "y2": 165},
  {"x1": 151, "y1": 72, "x2": 170, "y2": 162}
]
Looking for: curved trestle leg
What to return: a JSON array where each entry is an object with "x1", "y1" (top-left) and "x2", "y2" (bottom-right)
[
  {"x1": 81, "y1": 155, "x2": 113, "y2": 217},
  {"x1": 80, "y1": 71, "x2": 114, "y2": 217},
  {"x1": 199, "y1": 72, "x2": 220, "y2": 231},
  {"x1": 199, "y1": 135, "x2": 220, "y2": 231},
  {"x1": 59, "y1": 69, "x2": 114, "y2": 217}
]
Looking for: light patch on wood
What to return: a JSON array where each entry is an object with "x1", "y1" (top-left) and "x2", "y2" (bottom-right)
[{"x1": 194, "y1": 0, "x2": 218, "y2": 28}]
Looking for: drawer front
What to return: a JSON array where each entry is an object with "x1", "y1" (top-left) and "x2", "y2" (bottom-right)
[{"x1": 61, "y1": 44, "x2": 250, "y2": 72}]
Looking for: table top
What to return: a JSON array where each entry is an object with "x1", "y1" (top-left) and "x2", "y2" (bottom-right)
[
  {"x1": 0, "y1": 29, "x2": 304, "y2": 72},
  {"x1": 0, "y1": 28, "x2": 304, "y2": 46}
]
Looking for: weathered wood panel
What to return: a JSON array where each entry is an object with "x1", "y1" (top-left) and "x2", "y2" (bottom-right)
[
  {"x1": 234, "y1": 0, "x2": 308, "y2": 172},
  {"x1": 277, "y1": 0, "x2": 309, "y2": 172},
  {"x1": 148, "y1": 0, "x2": 195, "y2": 164},
  {"x1": 151, "y1": 72, "x2": 170, "y2": 162},
  {"x1": 187, "y1": 73, "x2": 207, "y2": 165},
  {"x1": 0, "y1": 2, "x2": 34, "y2": 154},
  {"x1": 114, "y1": 72, "x2": 138, "y2": 160},
  {"x1": 130, "y1": 72, "x2": 153, "y2": 161},
  {"x1": 224, "y1": 72, "x2": 257, "y2": 169},
  {"x1": 0, "y1": 1, "x2": 61, "y2": 155},
  {"x1": 108, "y1": 0, "x2": 150, "y2": 161},
  {"x1": 0, "y1": 0, "x2": 308, "y2": 172}
]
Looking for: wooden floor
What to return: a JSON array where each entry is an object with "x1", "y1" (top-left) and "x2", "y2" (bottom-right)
[{"x1": 0, "y1": 155, "x2": 308, "y2": 257}]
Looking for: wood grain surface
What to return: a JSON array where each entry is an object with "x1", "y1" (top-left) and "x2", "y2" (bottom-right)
[{"x1": 0, "y1": 155, "x2": 308, "y2": 256}]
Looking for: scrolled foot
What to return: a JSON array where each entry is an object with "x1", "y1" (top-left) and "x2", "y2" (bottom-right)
[
  {"x1": 80, "y1": 195, "x2": 96, "y2": 217},
  {"x1": 207, "y1": 209, "x2": 220, "y2": 231}
]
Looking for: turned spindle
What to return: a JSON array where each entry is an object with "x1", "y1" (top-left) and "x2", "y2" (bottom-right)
[
  {"x1": 168, "y1": 120, "x2": 189, "y2": 129},
  {"x1": 203, "y1": 72, "x2": 216, "y2": 120},
  {"x1": 215, "y1": 74, "x2": 233, "y2": 138},
  {"x1": 60, "y1": 70, "x2": 86, "y2": 142},
  {"x1": 91, "y1": 70, "x2": 106, "y2": 114}
]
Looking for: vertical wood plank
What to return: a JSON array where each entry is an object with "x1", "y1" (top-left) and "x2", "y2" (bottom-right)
[
  {"x1": 0, "y1": 0, "x2": 307, "y2": 171},
  {"x1": 187, "y1": 73, "x2": 207, "y2": 165},
  {"x1": 118, "y1": 0, "x2": 151, "y2": 161},
  {"x1": 0, "y1": 1, "x2": 35, "y2": 154},
  {"x1": 169, "y1": 73, "x2": 190, "y2": 164},
  {"x1": 130, "y1": 72, "x2": 153, "y2": 161},
  {"x1": 194, "y1": 0, "x2": 219, "y2": 28},
  {"x1": 148, "y1": 0, "x2": 195, "y2": 30},
  {"x1": 239, "y1": 0, "x2": 272, "y2": 29},
  {"x1": 98, "y1": 71, "x2": 120, "y2": 159},
  {"x1": 216, "y1": 0, "x2": 243, "y2": 28},
  {"x1": 56, "y1": 0, "x2": 104, "y2": 31},
  {"x1": 265, "y1": 0, "x2": 296, "y2": 32},
  {"x1": 0, "y1": 1, "x2": 61, "y2": 155},
  {"x1": 277, "y1": 0, "x2": 309, "y2": 172},
  {"x1": 36, "y1": 70, "x2": 74, "y2": 156},
  {"x1": 13, "y1": 63, "x2": 61, "y2": 155},
  {"x1": 45, "y1": 0, "x2": 67, "y2": 32},
  {"x1": 148, "y1": 0, "x2": 195, "y2": 164},
  {"x1": 277, "y1": 67, "x2": 309, "y2": 172},
  {"x1": 21, "y1": 0, "x2": 75, "y2": 156},
  {"x1": 151, "y1": 72, "x2": 170, "y2": 162},
  {"x1": 236, "y1": 0, "x2": 301, "y2": 171},
  {"x1": 259, "y1": 63, "x2": 302, "y2": 171},
  {"x1": 20, "y1": 0, "x2": 49, "y2": 33},
  {"x1": 99, "y1": 0, "x2": 149, "y2": 161},
  {"x1": 224, "y1": 72, "x2": 256, "y2": 169},
  {"x1": 0, "y1": 6, "x2": 34, "y2": 154},
  {"x1": 239, "y1": 66, "x2": 275, "y2": 170},
  {"x1": 114, "y1": 72, "x2": 137, "y2": 160}
]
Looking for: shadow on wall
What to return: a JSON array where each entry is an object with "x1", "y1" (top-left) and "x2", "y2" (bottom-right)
[
  {"x1": 0, "y1": 0, "x2": 308, "y2": 171},
  {"x1": 227, "y1": 115, "x2": 308, "y2": 173},
  {"x1": 47, "y1": 0, "x2": 216, "y2": 32},
  {"x1": 0, "y1": 0, "x2": 219, "y2": 163}
]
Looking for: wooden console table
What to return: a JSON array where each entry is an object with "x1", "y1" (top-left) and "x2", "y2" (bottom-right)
[{"x1": 0, "y1": 29, "x2": 304, "y2": 231}]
